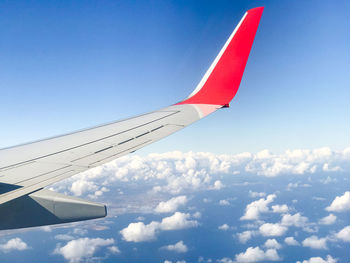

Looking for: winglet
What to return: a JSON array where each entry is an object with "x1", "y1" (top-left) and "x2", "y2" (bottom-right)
[{"x1": 177, "y1": 7, "x2": 264, "y2": 106}]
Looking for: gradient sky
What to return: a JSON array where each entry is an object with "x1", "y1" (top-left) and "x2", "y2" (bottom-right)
[{"x1": 0, "y1": 0, "x2": 349, "y2": 154}]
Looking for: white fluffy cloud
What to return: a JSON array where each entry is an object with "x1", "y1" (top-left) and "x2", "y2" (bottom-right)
[
  {"x1": 284, "y1": 236, "x2": 300, "y2": 246},
  {"x1": 212, "y1": 180, "x2": 225, "y2": 190},
  {"x1": 335, "y1": 225, "x2": 350, "y2": 242},
  {"x1": 70, "y1": 180, "x2": 98, "y2": 196},
  {"x1": 271, "y1": 204, "x2": 289, "y2": 213},
  {"x1": 244, "y1": 147, "x2": 343, "y2": 177},
  {"x1": 155, "y1": 196, "x2": 188, "y2": 213},
  {"x1": 259, "y1": 223, "x2": 288, "y2": 237},
  {"x1": 264, "y1": 239, "x2": 282, "y2": 250},
  {"x1": 281, "y1": 213, "x2": 308, "y2": 228},
  {"x1": 120, "y1": 212, "x2": 198, "y2": 242},
  {"x1": 161, "y1": 241, "x2": 188, "y2": 253},
  {"x1": 326, "y1": 192, "x2": 350, "y2": 212},
  {"x1": 54, "y1": 237, "x2": 115, "y2": 263},
  {"x1": 235, "y1": 246, "x2": 281, "y2": 263},
  {"x1": 319, "y1": 214, "x2": 337, "y2": 225},
  {"x1": 302, "y1": 236, "x2": 328, "y2": 249},
  {"x1": 237, "y1": 231, "x2": 257, "y2": 244},
  {"x1": 120, "y1": 221, "x2": 159, "y2": 242},
  {"x1": 241, "y1": 194, "x2": 276, "y2": 220},
  {"x1": 160, "y1": 212, "x2": 198, "y2": 230},
  {"x1": 218, "y1": 224, "x2": 230, "y2": 231},
  {"x1": 0, "y1": 238, "x2": 29, "y2": 253},
  {"x1": 296, "y1": 255, "x2": 337, "y2": 263}
]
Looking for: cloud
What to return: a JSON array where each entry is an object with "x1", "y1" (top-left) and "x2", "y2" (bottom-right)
[
  {"x1": 237, "y1": 231, "x2": 257, "y2": 244},
  {"x1": 0, "y1": 238, "x2": 29, "y2": 253},
  {"x1": 240, "y1": 194, "x2": 276, "y2": 220},
  {"x1": 49, "y1": 148, "x2": 350, "y2": 213},
  {"x1": 322, "y1": 164, "x2": 341, "y2": 172},
  {"x1": 212, "y1": 180, "x2": 224, "y2": 190},
  {"x1": 41, "y1": 226, "x2": 53, "y2": 232},
  {"x1": 259, "y1": 223, "x2": 288, "y2": 237},
  {"x1": 120, "y1": 212, "x2": 198, "y2": 242},
  {"x1": 281, "y1": 213, "x2": 308, "y2": 228},
  {"x1": 72, "y1": 228, "x2": 88, "y2": 236},
  {"x1": 335, "y1": 225, "x2": 350, "y2": 242},
  {"x1": 234, "y1": 246, "x2": 281, "y2": 263},
  {"x1": 53, "y1": 237, "x2": 115, "y2": 263},
  {"x1": 219, "y1": 200, "x2": 230, "y2": 206},
  {"x1": 313, "y1": 197, "x2": 326, "y2": 201},
  {"x1": 161, "y1": 241, "x2": 188, "y2": 253},
  {"x1": 326, "y1": 192, "x2": 350, "y2": 212},
  {"x1": 320, "y1": 176, "x2": 337, "y2": 184},
  {"x1": 284, "y1": 236, "x2": 300, "y2": 246},
  {"x1": 192, "y1": 211, "x2": 201, "y2": 219},
  {"x1": 160, "y1": 212, "x2": 198, "y2": 230},
  {"x1": 302, "y1": 236, "x2": 328, "y2": 249},
  {"x1": 120, "y1": 222, "x2": 159, "y2": 242},
  {"x1": 264, "y1": 239, "x2": 282, "y2": 250},
  {"x1": 70, "y1": 179, "x2": 98, "y2": 196},
  {"x1": 218, "y1": 258, "x2": 234, "y2": 263},
  {"x1": 108, "y1": 246, "x2": 121, "y2": 254},
  {"x1": 155, "y1": 196, "x2": 188, "y2": 213},
  {"x1": 52, "y1": 147, "x2": 350, "y2": 201},
  {"x1": 271, "y1": 204, "x2": 289, "y2": 213},
  {"x1": 286, "y1": 182, "x2": 312, "y2": 191},
  {"x1": 296, "y1": 255, "x2": 337, "y2": 263},
  {"x1": 249, "y1": 191, "x2": 266, "y2": 198},
  {"x1": 319, "y1": 214, "x2": 337, "y2": 225},
  {"x1": 55, "y1": 234, "x2": 75, "y2": 241},
  {"x1": 244, "y1": 147, "x2": 341, "y2": 177},
  {"x1": 218, "y1": 224, "x2": 230, "y2": 231},
  {"x1": 198, "y1": 256, "x2": 212, "y2": 263}
]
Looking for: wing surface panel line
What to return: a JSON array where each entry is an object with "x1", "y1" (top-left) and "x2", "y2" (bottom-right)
[{"x1": 0, "y1": 111, "x2": 181, "y2": 170}]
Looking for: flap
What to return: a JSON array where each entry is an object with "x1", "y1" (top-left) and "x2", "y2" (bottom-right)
[{"x1": 0, "y1": 189, "x2": 106, "y2": 230}]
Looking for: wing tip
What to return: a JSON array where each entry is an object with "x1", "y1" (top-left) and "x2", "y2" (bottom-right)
[
  {"x1": 176, "y1": 7, "x2": 264, "y2": 106},
  {"x1": 248, "y1": 6, "x2": 264, "y2": 13}
]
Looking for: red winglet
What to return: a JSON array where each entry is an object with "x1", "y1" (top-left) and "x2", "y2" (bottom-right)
[{"x1": 177, "y1": 7, "x2": 264, "y2": 106}]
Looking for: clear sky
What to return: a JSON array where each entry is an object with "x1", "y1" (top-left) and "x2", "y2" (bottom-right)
[{"x1": 0, "y1": 0, "x2": 349, "y2": 154}]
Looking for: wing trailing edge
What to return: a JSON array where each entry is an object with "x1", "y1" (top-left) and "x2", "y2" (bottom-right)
[{"x1": 0, "y1": 189, "x2": 106, "y2": 230}]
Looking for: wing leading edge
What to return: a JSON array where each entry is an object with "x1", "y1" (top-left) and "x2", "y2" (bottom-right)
[{"x1": 0, "y1": 7, "x2": 264, "y2": 230}]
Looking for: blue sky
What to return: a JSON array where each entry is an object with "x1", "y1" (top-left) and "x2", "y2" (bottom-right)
[
  {"x1": 0, "y1": 1, "x2": 350, "y2": 263},
  {"x1": 1, "y1": 0, "x2": 349, "y2": 153}
]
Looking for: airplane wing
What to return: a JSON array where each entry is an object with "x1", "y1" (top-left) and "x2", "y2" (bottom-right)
[{"x1": 0, "y1": 7, "x2": 264, "y2": 230}]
